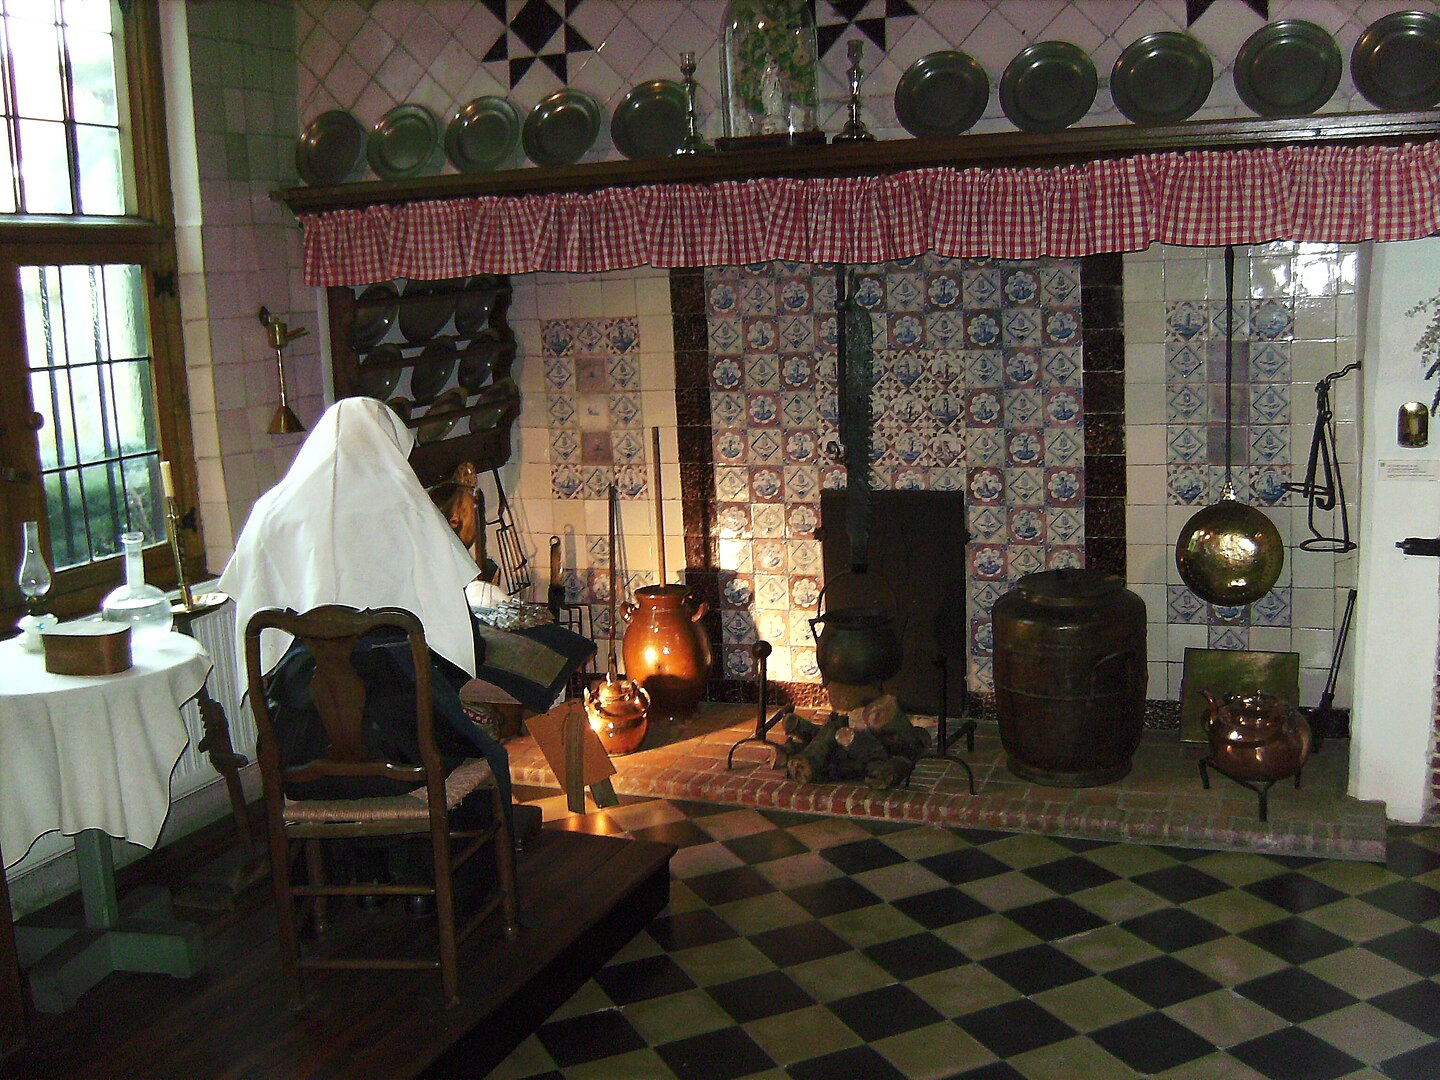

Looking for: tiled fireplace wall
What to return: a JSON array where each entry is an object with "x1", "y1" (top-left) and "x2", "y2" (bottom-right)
[{"x1": 508, "y1": 247, "x2": 1361, "y2": 710}]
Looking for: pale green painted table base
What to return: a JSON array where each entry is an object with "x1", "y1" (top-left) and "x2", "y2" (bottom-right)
[{"x1": 15, "y1": 830, "x2": 204, "y2": 1013}]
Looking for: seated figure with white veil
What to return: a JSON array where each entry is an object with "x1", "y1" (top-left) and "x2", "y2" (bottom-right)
[{"x1": 220, "y1": 397, "x2": 594, "y2": 903}]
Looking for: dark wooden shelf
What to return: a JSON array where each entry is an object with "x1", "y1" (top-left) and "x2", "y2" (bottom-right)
[{"x1": 274, "y1": 110, "x2": 1440, "y2": 216}]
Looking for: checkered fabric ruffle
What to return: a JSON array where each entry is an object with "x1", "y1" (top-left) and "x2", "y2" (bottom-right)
[{"x1": 300, "y1": 141, "x2": 1440, "y2": 285}]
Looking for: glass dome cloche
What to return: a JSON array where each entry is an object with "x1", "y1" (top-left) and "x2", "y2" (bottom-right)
[{"x1": 720, "y1": 0, "x2": 821, "y2": 139}]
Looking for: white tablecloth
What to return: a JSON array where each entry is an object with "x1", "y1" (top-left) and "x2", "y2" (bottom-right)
[{"x1": 0, "y1": 633, "x2": 211, "y2": 869}]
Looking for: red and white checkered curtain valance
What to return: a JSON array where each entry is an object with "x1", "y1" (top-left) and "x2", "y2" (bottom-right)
[{"x1": 299, "y1": 141, "x2": 1440, "y2": 286}]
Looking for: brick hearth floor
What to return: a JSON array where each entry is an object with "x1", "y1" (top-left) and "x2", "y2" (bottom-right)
[{"x1": 507, "y1": 704, "x2": 1387, "y2": 863}]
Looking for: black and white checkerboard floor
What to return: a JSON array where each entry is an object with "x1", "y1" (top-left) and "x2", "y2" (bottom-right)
[{"x1": 490, "y1": 798, "x2": 1440, "y2": 1079}]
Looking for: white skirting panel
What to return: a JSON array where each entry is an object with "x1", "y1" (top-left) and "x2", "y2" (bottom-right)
[{"x1": 172, "y1": 595, "x2": 255, "y2": 798}]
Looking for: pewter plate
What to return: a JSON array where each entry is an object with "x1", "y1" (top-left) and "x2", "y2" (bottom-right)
[
  {"x1": 357, "y1": 342, "x2": 402, "y2": 399},
  {"x1": 455, "y1": 275, "x2": 501, "y2": 337},
  {"x1": 418, "y1": 386, "x2": 467, "y2": 444},
  {"x1": 894, "y1": 50, "x2": 989, "y2": 138},
  {"x1": 1111, "y1": 32, "x2": 1213, "y2": 125},
  {"x1": 367, "y1": 103, "x2": 442, "y2": 180},
  {"x1": 349, "y1": 282, "x2": 399, "y2": 350},
  {"x1": 612, "y1": 80, "x2": 688, "y2": 160},
  {"x1": 410, "y1": 337, "x2": 459, "y2": 402},
  {"x1": 999, "y1": 41, "x2": 1097, "y2": 132},
  {"x1": 399, "y1": 278, "x2": 462, "y2": 344},
  {"x1": 1233, "y1": 19, "x2": 1341, "y2": 117},
  {"x1": 296, "y1": 110, "x2": 366, "y2": 186},
  {"x1": 458, "y1": 340, "x2": 494, "y2": 393},
  {"x1": 1352, "y1": 10, "x2": 1440, "y2": 111},
  {"x1": 523, "y1": 89, "x2": 602, "y2": 167},
  {"x1": 445, "y1": 96, "x2": 521, "y2": 173}
]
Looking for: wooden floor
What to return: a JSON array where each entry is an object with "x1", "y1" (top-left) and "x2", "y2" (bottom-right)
[{"x1": 2, "y1": 819, "x2": 674, "y2": 1079}]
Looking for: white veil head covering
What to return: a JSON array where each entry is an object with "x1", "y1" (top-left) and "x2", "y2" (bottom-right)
[{"x1": 219, "y1": 397, "x2": 480, "y2": 677}]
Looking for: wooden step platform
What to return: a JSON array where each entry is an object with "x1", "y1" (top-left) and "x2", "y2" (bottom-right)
[{"x1": 3, "y1": 828, "x2": 674, "y2": 1078}]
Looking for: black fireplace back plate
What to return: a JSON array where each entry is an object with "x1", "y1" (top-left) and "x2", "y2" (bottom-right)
[{"x1": 819, "y1": 490, "x2": 968, "y2": 715}]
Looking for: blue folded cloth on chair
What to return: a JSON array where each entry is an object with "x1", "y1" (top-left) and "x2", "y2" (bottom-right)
[{"x1": 470, "y1": 620, "x2": 596, "y2": 714}]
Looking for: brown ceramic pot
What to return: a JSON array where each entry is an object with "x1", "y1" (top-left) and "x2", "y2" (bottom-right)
[
  {"x1": 1203, "y1": 691, "x2": 1311, "y2": 782},
  {"x1": 584, "y1": 676, "x2": 650, "y2": 756},
  {"x1": 620, "y1": 585, "x2": 712, "y2": 719}
]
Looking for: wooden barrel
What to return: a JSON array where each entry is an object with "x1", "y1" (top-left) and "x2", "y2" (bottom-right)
[{"x1": 992, "y1": 569, "x2": 1147, "y2": 787}]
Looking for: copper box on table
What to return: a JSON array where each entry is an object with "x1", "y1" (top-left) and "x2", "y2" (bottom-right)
[{"x1": 42, "y1": 623, "x2": 132, "y2": 676}]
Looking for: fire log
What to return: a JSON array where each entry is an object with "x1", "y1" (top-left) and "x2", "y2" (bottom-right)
[
  {"x1": 866, "y1": 756, "x2": 914, "y2": 790},
  {"x1": 787, "y1": 717, "x2": 841, "y2": 784}
]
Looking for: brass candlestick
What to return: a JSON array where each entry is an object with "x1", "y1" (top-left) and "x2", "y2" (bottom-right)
[
  {"x1": 160, "y1": 462, "x2": 195, "y2": 611},
  {"x1": 833, "y1": 40, "x2": 876, "y2": 143},
  {"x1": 259, "y1": 307, "x2": 308, "y2": 435},
  {"x1": 676, "y1": 51, "x2": 714, "y2": 155}
]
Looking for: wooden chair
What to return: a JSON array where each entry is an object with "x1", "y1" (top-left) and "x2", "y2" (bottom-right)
[{"x1": 243, "y1": 605, "x2": 517, "y2": 1008}]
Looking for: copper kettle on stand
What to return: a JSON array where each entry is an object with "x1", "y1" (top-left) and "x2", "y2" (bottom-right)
[{"x1": 584, "y1": 483, "x2": 649, "y2": 755}]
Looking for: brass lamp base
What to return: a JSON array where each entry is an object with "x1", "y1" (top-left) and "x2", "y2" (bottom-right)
[{"x1": 268, "y1": 404, "x2": 305, "y2": 435}]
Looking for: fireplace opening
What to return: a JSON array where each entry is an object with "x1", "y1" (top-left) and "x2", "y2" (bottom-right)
[{"x1": 818, "y1": 490, "x2": 969, "y2": 718}]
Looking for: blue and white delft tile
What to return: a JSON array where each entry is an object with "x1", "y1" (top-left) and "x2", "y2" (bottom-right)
[
  {"x1": 1167, "y1": 585, "x2": 1208, "y2": 625},
  {"x1": 1003, "y1": 389, "x2": 1043, "y2": 428},
  {"x1": 1250, "y1": 425, "x2": 1288, "y2": 464},
  {"x1": 1044, "y1": 428, "x2": 1084, "y2": 467},
  {"x1": 1002, "y1": 309, "x2": 1041, "y2": 349},
  {"x1": 1248, "y1": 466, "x2": 1291, "y2": 505},
  {"x1": 1166, "y1": 343, "x2": 1206, "y2": 382},
  {"x1": 1167, "y1": 425, "x2": 1207, "y2": 464},
  {"x1": 1167, "y1": 384, "x2": 1207, "y2": 423},
  {"x1": 1249, "y1": 342, "x2": 1291, "y2": 383},
  {"x1": 1251, "y1": 587, "x2": 1291, "y2": 627},
  {"x1": 1251, "y1": 385, "x2": 1290, "y2": 425},
  {"x1": 739, "y1": 278, "x2": 775, "y2": 315},
  {"x1": 1167, "y1": 464, "x2": 1210, "y2": 505},
  {"x1": 1208, "y1": 626, "x2": 1249, "y2": 650},
  {"x1": 1007, "y1": 467, "x2": 1045, "y2": 507},
  {"x1": 1048, "y1": 547, "x2": 1083, "y2": 569},
  {"x1": 1041, "y1": 264, "x2": 1079, "y2": 305},
  {"x1": 1208, "y1": 301, "x2": 1250, "y2": 340},
  {"x1": 1046, "y1": 508, "x2": 1084, "y2": 543},
  {"x1": 966, "y1": 349, "x2": 1004, "y2": 387},
  {"x1": 1042, "y1": 348, "x2": 1081, "y2": 386},
  {"x1": 1166, "y1": 302, "x2": 1209, "y2": 341},
  {"x1": 1249, "y1": 299, "x2": 1294, "y2": 340},
  {"x1": 748, "y1": 355, "x2": 783, "y2": 394}
]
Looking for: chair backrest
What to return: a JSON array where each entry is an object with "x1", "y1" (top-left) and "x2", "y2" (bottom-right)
[{"x1": 244, "y1": 605, "x2": 444, "y2": 802}]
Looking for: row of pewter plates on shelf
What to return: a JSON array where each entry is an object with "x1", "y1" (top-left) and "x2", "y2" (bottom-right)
[
  {"x1": 899, "y1": 12, "x2": 1440, "y2": 137},
  {"x1": 297, "y1": 10, "x2": 1440, "y2": 184},
  {"x1": 296, "y1": 80, "x2": 689, "y2": 185}
]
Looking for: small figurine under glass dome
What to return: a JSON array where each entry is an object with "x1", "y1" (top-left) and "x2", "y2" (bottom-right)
[{"x1": 718, "y1": 0, "x2": 825, "y2": 149}]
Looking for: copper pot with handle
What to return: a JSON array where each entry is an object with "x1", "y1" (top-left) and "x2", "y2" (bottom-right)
[
  {"x1": 1203, "y1": 690, "x2": 1311, "y2": 781},
  {"x1": 808, "y1": 572, "x2": 905, "y2": 687}
]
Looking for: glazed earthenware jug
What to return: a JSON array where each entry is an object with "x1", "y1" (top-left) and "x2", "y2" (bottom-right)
[
  {"x1": 1202, "y1": 691, "x2": 1311, "y2": 781},
  {"x1": 620, "y1": 584, "x2": 712, "y2": 718}
]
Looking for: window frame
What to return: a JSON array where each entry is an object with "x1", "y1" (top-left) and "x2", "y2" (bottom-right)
[{"x1": 0, "y1": 0, "x2": 198, "y2": 623}]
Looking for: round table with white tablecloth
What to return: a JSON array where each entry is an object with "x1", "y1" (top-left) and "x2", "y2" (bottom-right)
[
  {"x1": 0, "y1": 632, "x2": 211, "y2": 868},
  {"x1": 0, "y1": 631, "x2": 211, "y2": 1012}
]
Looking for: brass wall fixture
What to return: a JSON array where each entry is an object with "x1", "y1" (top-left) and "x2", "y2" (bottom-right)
[
  {"x1": 258, "y1": 307, "x2": 308, "y2": 435},
  {"x1": 1398, "y1": 400, "x2": 1429, "y2": 447}
]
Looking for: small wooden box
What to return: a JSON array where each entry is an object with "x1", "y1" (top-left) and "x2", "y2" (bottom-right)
[{"x1": 43, "y1": 623, "x2": 133, "y2": 676}]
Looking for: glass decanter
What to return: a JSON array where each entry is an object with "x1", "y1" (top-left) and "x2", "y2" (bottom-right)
[
  {"x1": 16, "y1": 519, "x2": 56, "y2": 650},
  {"x1": 101, "y1": 531, "x2": 173, "y2": 644}
]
